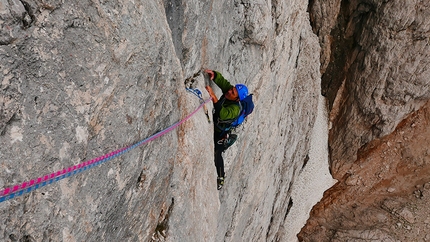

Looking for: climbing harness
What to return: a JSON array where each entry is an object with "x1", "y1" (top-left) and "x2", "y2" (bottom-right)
[
  {"x1": 0, "y1": 97, "x2": 211, "y2": 203},
  {"x1": 186, "y1": 87, "x2": 211, "y2": 123}
]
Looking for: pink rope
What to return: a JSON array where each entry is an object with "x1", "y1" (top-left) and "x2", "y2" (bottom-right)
[{"x1": 0, "y1": 98, "x2": 211, "y2": 198}]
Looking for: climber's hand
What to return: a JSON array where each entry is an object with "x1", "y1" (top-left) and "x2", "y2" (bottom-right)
[{"x1": 204, "y1": 69, "x2": 215, "y2": 80}]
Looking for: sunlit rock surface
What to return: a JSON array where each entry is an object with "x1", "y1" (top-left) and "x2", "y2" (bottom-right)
[
  {"x1": 3, "y1": 0, "x2": 427, "y2": 241},
  {"x1": 1, "y1": 0, "x2": 323, "y2": 241}
]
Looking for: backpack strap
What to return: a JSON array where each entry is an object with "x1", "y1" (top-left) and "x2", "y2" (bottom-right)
[
  {"x1": 215, "y1": 101, "x2": 242, "y2": 132},
  {"x1": 216, "y1": 101, "x2": 242, "y2": 124}
]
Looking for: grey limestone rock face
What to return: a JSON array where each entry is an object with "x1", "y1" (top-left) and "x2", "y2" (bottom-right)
[
  {"x1": 1, "y1": 0, "x2": 184, "y2": 241},
  {"x1": 1, "y1": 0, "x2": 323, "y2": 241}
]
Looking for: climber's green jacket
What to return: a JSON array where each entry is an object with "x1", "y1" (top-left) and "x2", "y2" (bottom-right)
[{"x1": 212, "y1": 71, "x2": 241, "y2": 127}]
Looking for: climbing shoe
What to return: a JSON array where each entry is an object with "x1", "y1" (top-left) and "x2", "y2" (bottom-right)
[
  {"x1": 217, "y1": 133, "x2": 237, "y2": 149},
  {"x1": 224, "y1": 134, "x2": 237, "y2": 148},
  {"x1": 217, "y1": 177, "x2": 224, "y2": 190}
]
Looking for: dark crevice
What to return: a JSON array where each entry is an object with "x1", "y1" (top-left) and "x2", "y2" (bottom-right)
[
  {"x1": 320, "y1": 1, "x2": 376, "y2": 110},
  {"x1": 283, "y1": 198, "x2": 294, "y2": 221},
  {"x1": 184, "y1": 70, "x2": 202, "y2": 89},
  {"x1": 307, "y1": 0, "x2": 316, "y2": 34},
  {"x1": 163, "y1": 0, "x2": 184, "y2": 64},
  {"x1": 266, "y1": 180, "x2": 294, "y2": 239},
  {"x1": 0, "y1": 112, "x2": 17, "y2": 136},
  {"x1": 301, "y1": 154, "x2": 310, "y2": 172},
  {"x1": 153, "y1": 198, "x2": 174, "y2": 240},
  {"x1": 19, "y1": 0, "x2": 35, "y2": 29},
  {"x1": 21, "y1": 234, "x2": 35, "y2": 242},
  {"x1": 136, "y1": 170, "x2": 146, "y2": 189},
  {"x1": 295, "y1": 35, "x2": 302, "y2": 68},
  {"x1": 270, "y1": 0, "x2": 278, "y2": 33}
]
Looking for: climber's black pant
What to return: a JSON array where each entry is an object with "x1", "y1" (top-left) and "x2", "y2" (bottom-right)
[{"x1": 214, "y1": 130, "x2": 228, "y2": 178}]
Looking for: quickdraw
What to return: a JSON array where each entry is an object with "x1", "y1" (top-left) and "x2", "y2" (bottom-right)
[{"x1": 186, "y1": 88, "x2": 211, "y2": 123}]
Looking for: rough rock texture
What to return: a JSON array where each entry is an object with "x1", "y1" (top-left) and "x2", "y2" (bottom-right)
[
  {"x1": 300, "y1": 101, "x2": 430, "y2": 241},
  {"x1": 6, "y1": 0, "x2": 427, "y2": 241},
  {"x1": 299, "y1": 0, "x2": 430, "y2": 241},
  {"x1": 319, "y1": 0, "x2": 430, "y2": 175},
  {"x1": 1, "y1": 0, "x2": 323, "y2": 241},
  {"x1": 1, "y1": 0, "x2": 193, "y2": 241}
]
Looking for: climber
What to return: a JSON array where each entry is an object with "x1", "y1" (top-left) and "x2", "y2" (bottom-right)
[{"x1": 204, "y1": 69, "x2": 251, "y2": 190}]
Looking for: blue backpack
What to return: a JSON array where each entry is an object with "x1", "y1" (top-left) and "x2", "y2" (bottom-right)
[{"x1": 231, "y1": 94, "x2": 254, "y2": 127}]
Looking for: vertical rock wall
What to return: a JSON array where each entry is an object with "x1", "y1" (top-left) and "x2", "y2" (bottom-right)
[
  {"x1": 1, "y1": 0, "x2": 325, "y2": 241},
  {"x1": 1, "y1": 0, "x2": 189, "y2": 241},
  {"x1": 300, "y1": 0, "x2": 430, "y2": 241},
  {"x1": 314, "y1": 0, "x2": 430, "y2": 176}
]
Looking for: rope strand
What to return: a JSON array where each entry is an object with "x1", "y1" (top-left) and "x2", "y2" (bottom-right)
[{"x1": 0, "y1": 97, "x2": 211, "y2": 203}]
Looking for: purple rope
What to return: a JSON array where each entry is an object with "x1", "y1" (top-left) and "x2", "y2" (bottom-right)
[{"x1": 0, "y1": 98, "x2": 211, "y2": 203}]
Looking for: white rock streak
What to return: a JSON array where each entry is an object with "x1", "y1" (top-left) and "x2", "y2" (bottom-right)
[{"x1": 284, "y1": 94, "x2": 337, "y2": 241}]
